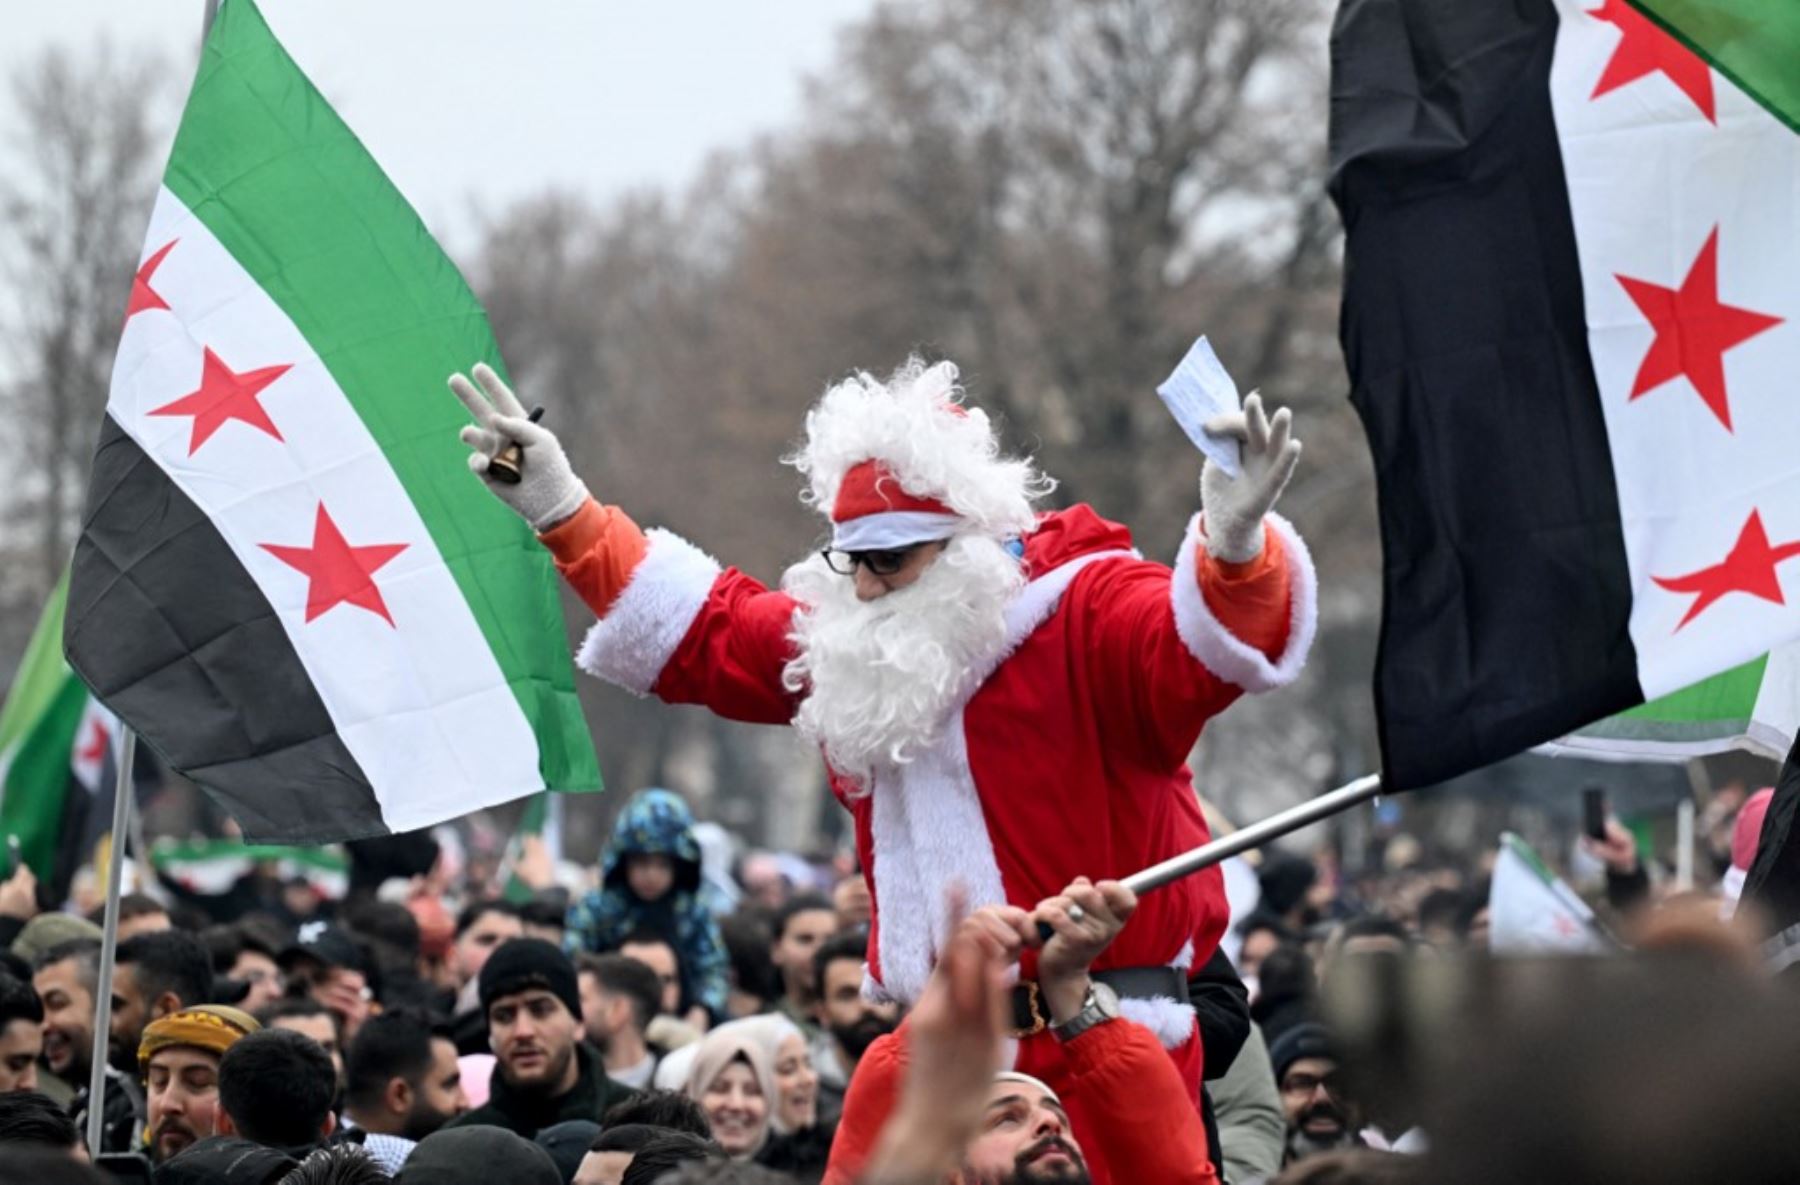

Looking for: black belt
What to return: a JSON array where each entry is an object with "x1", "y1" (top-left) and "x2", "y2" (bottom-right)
[{"x1": 1007, "y1": 965, "x2": 1187, "y2": 1037}]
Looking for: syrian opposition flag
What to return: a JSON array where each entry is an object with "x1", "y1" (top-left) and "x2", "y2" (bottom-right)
[
  {"x1": 1550, "y1": 645, "x2": 1800, "y2": 761},
  {"x1": 1330, "y1": 0, "x2": 1799, "y2": 789},
  {"x1": 1488, "y1": 833, "x2": 1612, "y2": 955},
  {"x1": 64, "y1": 0, "x2": 600, "y2": 843}
]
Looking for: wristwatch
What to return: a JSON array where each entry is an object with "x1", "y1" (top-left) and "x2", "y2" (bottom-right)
[{"x1": 1050, "y1": 980, "x2": 1120, "y2": 1042}]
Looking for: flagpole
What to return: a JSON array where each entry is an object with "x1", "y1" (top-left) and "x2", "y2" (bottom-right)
[
  {"x1": 1121, "y1": 773, "x2": 1385, "y2": 896},
  {"x1": 84, "y1": 724, "x2": 136, "y2": 1155}
]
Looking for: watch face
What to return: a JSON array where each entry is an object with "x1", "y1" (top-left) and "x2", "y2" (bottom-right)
[{"x1": 1091, "y1": 981, "x2": 1121, "y2": 1016}]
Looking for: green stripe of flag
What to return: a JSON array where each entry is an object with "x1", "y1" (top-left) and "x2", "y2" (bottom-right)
[
  {"x1": 167, "y1": 0, "x2": 598, "y2": 792},
  {"x1": 1628, "y1": 0, "x2": 1800, "y2": 133},
  {"x1": 0, "y1": 574, "x2": 87, "y2": 880}
]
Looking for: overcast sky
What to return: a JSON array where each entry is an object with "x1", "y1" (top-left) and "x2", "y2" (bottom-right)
[{"x1": 2, "y1": 0, "x2": 878, "y2": 249}]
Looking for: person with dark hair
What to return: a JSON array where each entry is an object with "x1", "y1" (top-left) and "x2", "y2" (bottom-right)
[
  {"x1": 91, "y1": 893, "x2": 172, "y2": 941},
  {"x1": 341, "y1": 900, "x2": 428, "y2": 1011},
  {"x1": 204, "y1": 926, "x2": 285, "y2": 1014},
  {"x1": 768, "y1": 894, "x2": 835, "y2": 1025},
  {"x1": 0, "y1": 974, "x2": 44, "y2": 1093},
  {"x1": 565, "y1": 789, "x2": 729, "y2": 1028},
  {"x1": 618, "y1": 1132, "x2": 725, "y2": 1185},
  {"x1": 600, "y1": 1088, "x2": 712, "y2": 1138},
  {"x1": 808, "y1": 929, "x2": 895, "y2": 1119},
  {"x1": 1251, "y1": 945, "x2": 1318, "y2": 1048},
  {"x1": 0, "y1": 1148, "x2": 108, "y2": 1185},
  {"x1": 718, "y1": 912, "x2": 777, "y2": 1019},
  {"x1": 255, "y1": 999, "x2": 346, "y2": 1103},
  {"x1": 448, "y1": 901, "x2": 524, "y2": 1055},
  {"x1": 445, "y1": 938, "x2": 635, "y2": 1138},
  {"x1": 278, "y1": 1144, "x2": 390, "y2": 1185},
  {"x1": 33, "y1": 939, "x2": 143, "y2": 1152},
  {"x1": 340, "y1": 1010, "x2": 467, "y2": 1173},
  {"x1": 113, "y1": 930, "x2": 216, "y2": 1074},
  {"x1": 218, "y1": 1028, "x2": 338, "y2": 1154},
  {"x1": 278, "y1": 925, "x2": 374, "y2": 1048},
  {"x1": 575, "y1": 954, "x2": 661, "y2": 1089},
  {"x1": 520, "y1": 896, "x2": 569, "y2": 947},
  {"x1": 575, "y1": 1123, "x2": 664, "y2": 1185},
  {"x1": 1236, "y1": 912, "x2": 1298, "y2": 982},
  {"x1": 395, "y1": 1124, "x2": 562, "y2": 1185},
  {"x1": 0, "y1": 1089, "x2": 81, "y2": 1153},
  {"x1": 616, "y1": 931, "x2": 683, "y2": 1020},
  {"x1": 1412, "y1": 889, "x2": 1467, "y2": 951}
]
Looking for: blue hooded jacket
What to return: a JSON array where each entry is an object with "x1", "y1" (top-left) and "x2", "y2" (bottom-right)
[{"x1": 564, "y1": 789, "x2": 728, "y2": 1020}]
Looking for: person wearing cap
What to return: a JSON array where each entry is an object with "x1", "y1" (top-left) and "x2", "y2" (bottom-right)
[
  {"x1": 278, "y1": 922, "x2": 373, "y2": 1045},
  {"x1": 137, "y1": 1004, "x2": 260, "y2": 1164},
  {"x1": 453, "y1": 356, "x2": 1313, "y2": 1107},
  {"x1": 1268, "y1": 1022, "x2": 1362, "y2": 1168},
  {"x1": 445, "y1": 938, "x2": 635, "y2": 1139}
]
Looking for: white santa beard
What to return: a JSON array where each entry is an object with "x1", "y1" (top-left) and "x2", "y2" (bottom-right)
[{"x1": 783, "y1": 534, "x2": 1023, "y2": 789}]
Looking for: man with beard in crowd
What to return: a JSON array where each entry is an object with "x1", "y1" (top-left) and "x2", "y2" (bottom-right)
[
  {"x1": 110, "y1": 932, "x2": 214, "y2": 1081},
  {"x1": 340, "y1": 1010, "x2": 470, "y2": 1174},
  {"x1": 576, "y1": 954, "x2": 663, "y2": 1090},
  {"x1": 1270, "y1": 1023, "x2": 1362, "y2": 1168},
  {"x1": 138, "y1": 1004, "x2": 260, "y2": 1165},
  {"x1": 33, "y1": 940, "x2": 142, "y2": 1152},
  {"x1": 447, "y1": 939, "x2": 635, "y2": 1138},
  {"x1": 452, "y1": 356, "x2": 1313, "y2": 1109},
  {"x1": 810, "y1": 930, "x2": 896, "y2": 1118},
  {"x1": 0, "y1": 975, "x2": 44, "y2": 1093}
]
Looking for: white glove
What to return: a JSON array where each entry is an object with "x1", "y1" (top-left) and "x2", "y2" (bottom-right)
[
  {"x1": 449, "y1": 362, "x2": 590, "y2": 532},
  {"x1": 1199, "y1": 392, "x2": 1302, "y2": 562}
]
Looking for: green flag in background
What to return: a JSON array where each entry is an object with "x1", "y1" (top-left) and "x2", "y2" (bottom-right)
[
  {"x1": 1551, "y1": 648, "x2": 1800, "y2": 761},
  {"x1": 0, "y1": 574, "x2": 92, "y2": 886}
]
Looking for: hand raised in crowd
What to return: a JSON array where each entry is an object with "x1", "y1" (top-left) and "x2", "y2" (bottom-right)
[
  {"x1": 863, "y1": 889, "x2": 1011, "y2": 1184},
  {"x1": 0, "y1": 861, "x2": 38, "y2": 922},
  {"x1": 1201, "y1": 392, "x2": 1303, "y2": 562},
  {"x1": 315, "y1": 966, "x2": 374, "y2": 1042},
  {"x1": 1581, "y1": 817, "x2": 1640, "y2": 876},
  {"x1": 448, "y1": 362, "x2": 590, "y2": 532}
]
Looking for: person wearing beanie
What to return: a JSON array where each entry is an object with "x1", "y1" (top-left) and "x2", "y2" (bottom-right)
[
  {"x1": 1268, "y1": 1022, "x2": 1362, "y2": 1168},
  {"x1": 445, "y1": 938, "x2": 635, "y2": 1139},
  {"x1": 138, "y1": 1004, "x2": 261, "y2": 1164},
  {"x1": 453, "y1": 354, "x2": 1315, "y2": 1132}
]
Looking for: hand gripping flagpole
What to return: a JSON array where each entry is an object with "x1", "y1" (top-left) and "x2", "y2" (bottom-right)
[{"x1": 85, "y1": 724, "x2": 137, "y2": 1155}]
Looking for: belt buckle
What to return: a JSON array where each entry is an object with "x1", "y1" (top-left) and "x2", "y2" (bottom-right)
[{"x1": 1012, "y1": 980, "x2": 1048, "y2": 1039}]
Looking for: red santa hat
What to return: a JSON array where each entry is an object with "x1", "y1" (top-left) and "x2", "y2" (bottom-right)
[{"x1": 791, "y1": 358, "x2": 1051, "y2": 548}]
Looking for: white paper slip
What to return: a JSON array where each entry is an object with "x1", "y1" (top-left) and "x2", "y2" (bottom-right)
[{"x1": 1157, "y1": 335, "x2": 1244, "y2": 478}]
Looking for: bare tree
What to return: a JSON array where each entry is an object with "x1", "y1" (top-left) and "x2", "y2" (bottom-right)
[{"x1": 0, "y1": 43, "x2": 170, "y2": 617}]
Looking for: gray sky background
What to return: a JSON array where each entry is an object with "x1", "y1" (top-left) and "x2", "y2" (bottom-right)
[{"x1": 2, "y1": 0, "x2": 878, "y2": 249}]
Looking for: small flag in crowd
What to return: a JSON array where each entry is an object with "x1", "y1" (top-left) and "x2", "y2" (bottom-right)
[
  {"x1": 63, "y1": 0, "x2": 600, "y2": 844},
  {"x1": 1488, "y1": 833, "x2": 1611, "y2": 955},
  {"x1": 1329, "y1": 0, "x2": 1799, "y2": 789}
]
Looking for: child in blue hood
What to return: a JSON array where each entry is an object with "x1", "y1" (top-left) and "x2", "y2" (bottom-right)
[{"x1": 565, "y1": 788, "x2": 728, "y2": 1023}]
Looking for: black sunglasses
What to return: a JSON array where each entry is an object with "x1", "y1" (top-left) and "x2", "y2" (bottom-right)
[{"x1": 821, "y1": 545, "x2": 925, "y2": 577}]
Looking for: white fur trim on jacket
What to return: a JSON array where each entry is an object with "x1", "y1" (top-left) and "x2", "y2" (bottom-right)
[
  {"x1": 1170, "y1": 511, "x2": 1317, "y2": 694},
  {"x1": 575, "y1": 528, "x2": 722, "y2": 695}
]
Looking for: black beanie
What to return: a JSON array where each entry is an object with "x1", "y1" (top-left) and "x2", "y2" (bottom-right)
[
  {"x1": 1268, "y1": 1021, "x2": 1336, "y2": 1085},
  {"x1": 479, "y1": 937, "x2": 582, "y2": 1021}
]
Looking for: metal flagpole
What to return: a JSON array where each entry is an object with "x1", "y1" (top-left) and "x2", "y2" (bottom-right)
[
  {"x1": 84, "y1": 725, "x2": 137, "y2": 1154},
  {"x1": 1122, "y1": 772, "x2": 1385, "y2": 896}
]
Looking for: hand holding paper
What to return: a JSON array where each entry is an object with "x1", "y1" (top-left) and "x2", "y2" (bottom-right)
[
  {"x1": 1200, "y1": 393, "x2": 1302, "y2": 563},
  {"x1": 1157, "y1": 336, "x2": 1246, "y2": 478}
]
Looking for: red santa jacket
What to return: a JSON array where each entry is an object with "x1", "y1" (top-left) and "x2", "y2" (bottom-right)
[
  {"x1": 544, "y1": 500, "x2": 1316, "y2": 1085},
  {"x1": 822, "y1": 1014, "x2": 1222, "y2": 1185}
]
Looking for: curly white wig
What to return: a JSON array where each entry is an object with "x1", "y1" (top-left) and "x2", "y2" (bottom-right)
[{"x1": 787, "y1": 358, "x2": 1053, "y2": 538}]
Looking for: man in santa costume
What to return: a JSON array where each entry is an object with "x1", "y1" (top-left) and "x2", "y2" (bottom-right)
[{"x1": 449, "y1": 356, "x2": 1314, "y2": 1111}]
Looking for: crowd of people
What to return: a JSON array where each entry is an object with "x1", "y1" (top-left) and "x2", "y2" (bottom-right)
[{"x1": 0, "y1": 774, "x2": 1792, "y2": 1185}]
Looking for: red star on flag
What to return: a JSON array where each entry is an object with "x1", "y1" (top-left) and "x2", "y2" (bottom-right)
[
  {"x1": 77, "y1": 718, "x2": 109, "y2": 766},
  {"x1": 125, "y1": 239, "x2": 178, "y2": 321},
  {"x1": 261, "y1": 504, "x2": 409, "y2": 626},
  {"x1": 1588, "y1": 0, "x2": 1714, "y2": 122},
  {"x1": 149, "y1": 347, "x2": 293, "y2": 454},
  {"x1": 1616, "y1": 229, "x2": 1783, "y2": 432},
  {"x1": 1652, "y1": 510, "x2": 1800, "y2": 631}
]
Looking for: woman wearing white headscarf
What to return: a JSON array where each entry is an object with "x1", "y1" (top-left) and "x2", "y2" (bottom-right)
[{"x1": 683, "y1": 1023, "x2": 777, "y2": 1160}]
